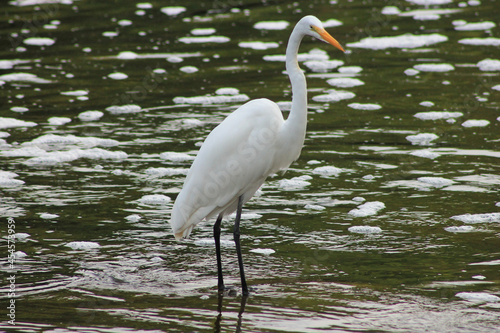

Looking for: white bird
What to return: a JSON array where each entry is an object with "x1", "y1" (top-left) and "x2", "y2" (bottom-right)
[{"x1": 170, "y1": 15, "x2": 344, "y2": 295}]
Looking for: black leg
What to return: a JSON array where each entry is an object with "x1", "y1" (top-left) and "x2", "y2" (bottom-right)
[
  {"x1": 233, "y1": 195, "x2": 249, "y2": 295},
  {"x1": 214, "y1": 214, "x2": 224, "y2": 293}
]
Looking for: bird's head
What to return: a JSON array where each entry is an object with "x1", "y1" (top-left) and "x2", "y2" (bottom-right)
[{"x1": 299, "y1": 15, "x2": 345, "y2": 52}]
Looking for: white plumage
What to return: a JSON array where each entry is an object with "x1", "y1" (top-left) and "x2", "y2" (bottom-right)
[{"x1": 169, "y1": 15, "x2": 344, "y2": 294}]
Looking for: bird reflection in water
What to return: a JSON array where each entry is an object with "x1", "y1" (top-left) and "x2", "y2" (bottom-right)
[{"x1": 214, "y1": 293, "x2": 248, "y2": 333}]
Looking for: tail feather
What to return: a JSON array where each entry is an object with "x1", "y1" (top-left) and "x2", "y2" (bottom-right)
[{"x1": 174, "y1": 224, "x2": 194, "y2": 240}]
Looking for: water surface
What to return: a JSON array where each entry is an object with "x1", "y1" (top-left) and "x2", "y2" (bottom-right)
[{"x1": 1, "y1": 0, "x2": 499, "y2": 332}]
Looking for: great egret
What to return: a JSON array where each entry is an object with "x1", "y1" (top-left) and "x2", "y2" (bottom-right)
[{"x1": 171, "y1": 15, "x2": 344, "y2": 295}]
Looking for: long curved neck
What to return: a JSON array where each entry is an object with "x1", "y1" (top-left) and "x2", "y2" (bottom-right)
[
  {"x1": 285, "y1": 28, "x2": 307, "y2": 127},
  {"x1": 280, "y1": 26, "x2": 308, "y2": 162}
]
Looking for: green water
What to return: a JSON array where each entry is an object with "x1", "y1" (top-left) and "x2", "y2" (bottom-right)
[{"x1": 1, "y1": 0, "x2": 499, "y2": 332}]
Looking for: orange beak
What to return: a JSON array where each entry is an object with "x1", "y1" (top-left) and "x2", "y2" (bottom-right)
[{"x1": 312, "y1": 26, "x2": 345, "y2": 52}]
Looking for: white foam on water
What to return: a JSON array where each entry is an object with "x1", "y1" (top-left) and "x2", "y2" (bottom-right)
[
  {"x1": 348, "y1": 201, "x2": 385, "y2": 217},
  {"x1": 228, "y1": 212, "x2": 263, "y2": 220},
  {"x1": 414, "y1": 13, "x2": 441, "y2": 21},
  {"x1": 106, "y1": 104, "x2": 142, "y2": 114},
  {"x1": 462, "y1": 119, "x2": 490, "y2": 127},
  {"x1": 191, "y1": 28, "x2": 216, "y2": 36},
  {"x1": 459, "y1": 38, "x2": 500, "y2": 46},
  {"x1": 78, "y1": 110, "x2": 103, "y2": 121},
  {"x1": 194, "y1": 238, "x2": 234, "y2": 247},
  {"x1": 109, "y1": 51, "x2": 201, "y2": 61},
  {"x1": 166, "y1": 55, "x2": 185, "y2": 63},
  {"x1": 455, "y1": 21, "x2": 496, "y2": 31},
  {"x1": 406, "y1": 133, "x2": 439, "y2": 146},
  {"x1": 1, "y1": 146, "x2": 46, "y2": 157},
  {"x1": 414, "y1": 111, "x2": 463, "y2": 120},
  {"x1": 24, "y1": 148, "x2": 127, "y2": 166},
  {"x1": 108, "y1": 72, "x2": 128, "y2": 80},
  {"x1": 48, "y1": 117, "x2": 71, "y2": 125},
  {"x1": 264, "y1": 48, "x2": 330, "y2": 62},
  {"x1": 348, "y1": 103, "x2": 382, "y2": 110},
  {"x1": 159, "y1": 151, "x2": 194, "y2": 162},
  {"x1": 278, "y1": 176, "x2": 311, "y2": 190},
  {"x1": 117, "y1": 19, "x2": 132, "y2": 27},
  {"x1": 65, "y1": 241, "x2": 101, "y2": 250},
  {"x1": 238, "y1": 41, "x2": 279, "y2": 50},
  {"x1": 312, "y1": 90, "x2": 356, "y2": 103},
  {"x1": 137, "y1": 3, "x2": 152, "y2": 9},
  {"x1": 444, "y1": 226, "x2": 475, "y2": 233},
  {"x1": 413, "y1": 63, "x2": 454, "y2": 72},
  {"x1": 0, "y1": 117, "x2": 37, "y2": 129},
  {"x1": 305, "y1": 204, "x2": 326, "y2": 211},
  {"x1": 180, "y1": 66, "x2": 198, "y2": 73},
  {"x1": 410, "y1": 149, "x2": 441, "y2": 159},
  {"x1": 382, "y1": 6, "x2": 401, "y2": 15},
  {"x1": 250, "y1": 248, "x2": 276, "y2": 255},
  {"x1": 303, "y1": 60, "x2": 344, "y2": 73},
  {"x1": 117, "y1": 51, "x2": 138, "y2": 59},
  {"x1": 14, "y1": 233, "x2": 30, "y2": 240},
  {"x1": 61, "y1": 90, "x2": 88, "y2": 96},
  {"x1": 153, "y1": 68, "x2": 166, "y2": 74},
  {"x1": 0, "y1": 73, "x2": 51, "y2": 83},
  {"x1": 477, "y1": 59, "x2": 500, "y2": 71},
  {"x1": 111, "y1": 169, "x2": 123, "y2": 175},
  {"x1": 145, "y1": 167, "x2": 188, "y2": 177},
  {"x1": 173, "y1": 92, "x2": 249, "y2": 105},
  {"x1": 125, "y1": 214, "x2": 142, "y2": 222},
  {"x1": 0, "y1": 59, "x2": 30, "y2": 69},
  {"x1": 166, "y1": 118, "x2": 204, "y2": 130},
  {"x1": 160, "y1": 6, "x2": 186, "y2": 16},
  {"x1": 14, "y1": 251, "x2": 27, "y2": 258},
  {"x1": 348, "y1": 226, "x2": 383, "y2": 234},
  {"x1": 323, "y1": 18, "x2": 343, "y2": 27},
  {"x1": 417, "y1": 177, "x2": 455, "y2": 188},
  {"x1": 347, "y1": 33, "x2": 448, "y2": 50},
  {"x1": 455, "y1": 174, "x2": 500, "y2": 186},
  {"x1": 25, "y1": 134, "x2": 119, "y2": 148},
  {"x1": 10, "y1": 107, "x2": 29, "y2": 113},
  {"x1": 419, "y1": 101, "x2": 434, "y2": 107},
  {"x1": 404, "y1": 7, "x2": 461, "y2": 21},
  {"x1": 179, "y1": 36, "x2": 230, "y2": 44},
  {"x1": 492, "y1": 85, "x2": 500, "y2": 91},
  {"x1": 455, "y1": 292, "x2": 500, "y2": 303},
  {"x1": 215, "y1": 87, "x2": 239, "y2": 95},
  {"x1": 137, "y1": 194, "x2": 171, "y2": 206},
  {"x1": 39, "y1": 213, "x2": 59, "y2": 219},
  {"x1": 23, "y1": 37, "x2": 55, "y2": 46},
  {"x1": 103, "y1": 31, "x2": 119, "y2": 38},
  {"x1": 0, "y1": 170, "x2": 25, "y2": 188},
  {"x1": 312, "y1": 166, "x2": 343, "y2": 177},
  {"x1": 327, "y1": 77, "x2": 364, "y2": 88},
  {"x1": 406, "y1": 0, "x2": 452, "y2": 4},
  {"x1": 451, "y1": 213, "x2": 500, "y2": 224},
  {"x1": 338, "y1": 66, "x2": 363, "y2": 74},
  {"x1": 10, "y1": 0, "x2": 72, "y2": 5},
  {"x1": 469, "y1": 259, "x2": 500, "y2": 266},
  {"x1": 404, "y1": 68, "x2": 420, "y2": 76},
  {"x1": 443, "y1": 185, "x2": 490, "y2": 193},
  {"x1": 254, "y1": 21, "x2": 289, "y2": 30}
]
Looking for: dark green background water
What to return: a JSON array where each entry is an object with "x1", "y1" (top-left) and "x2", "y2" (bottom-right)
[{"x1": 1, "y1": 0, "x2": 499, "y2": 332}]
